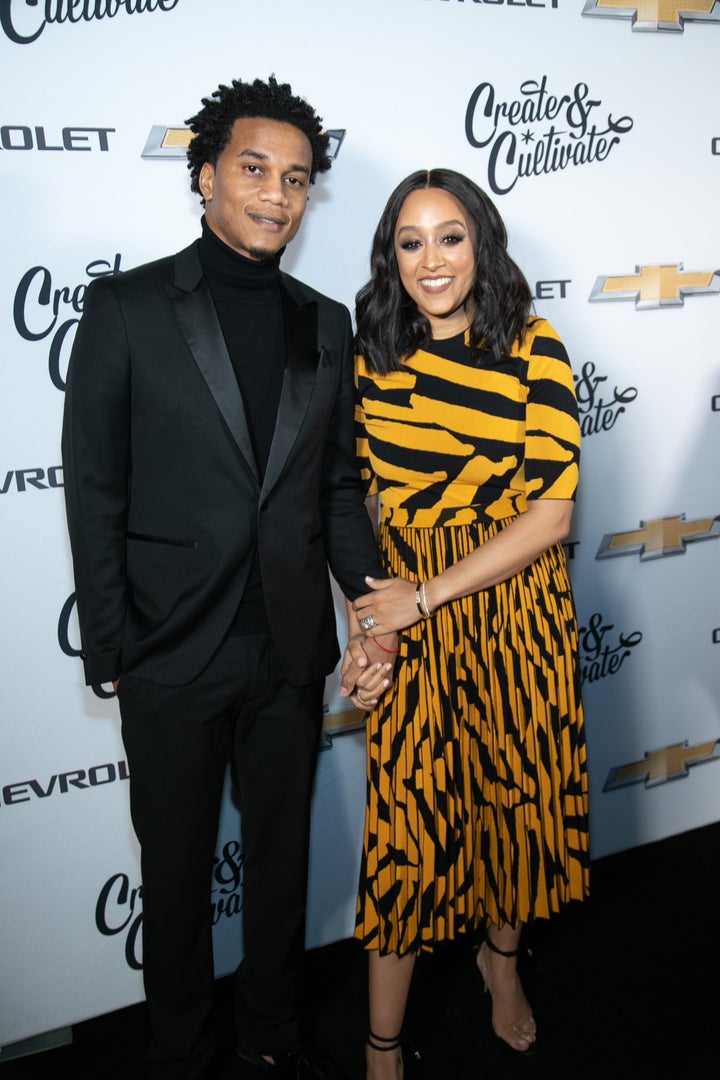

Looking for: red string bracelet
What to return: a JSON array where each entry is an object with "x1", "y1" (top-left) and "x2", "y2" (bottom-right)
[{"x1": 374, "y1": 640, "x2": 400, "y2": 654}]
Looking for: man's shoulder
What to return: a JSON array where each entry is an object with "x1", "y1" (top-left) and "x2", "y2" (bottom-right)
[
  {"x1": 122, "y1": 250, "x2": 178, "y2": 281},
  {"x1": 89, "y1": 241, "x2": 199, "y2": 296}
]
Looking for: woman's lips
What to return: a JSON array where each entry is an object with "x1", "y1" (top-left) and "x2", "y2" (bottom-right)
[{"x1": 418, "y1": 276, "x2": 453, "y2": 293}]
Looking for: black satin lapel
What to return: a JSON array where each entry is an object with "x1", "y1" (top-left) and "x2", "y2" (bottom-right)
[
  {"x1": 261, "y1": 289, "x2": 318, "y2": 498},
  {"x1": 169, "y1": 280, "x2": 259, "y2": 483}
]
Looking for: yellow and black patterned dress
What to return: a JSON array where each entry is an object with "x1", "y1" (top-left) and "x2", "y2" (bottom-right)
[{"x1": 353, "y1": 317, "x2": 589, "y2": 957}]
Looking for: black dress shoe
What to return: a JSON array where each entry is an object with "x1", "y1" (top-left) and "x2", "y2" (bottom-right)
[
  {"x1": 233, "y1": 1046, "x2": 330, "y2": 1080},
  {"x1": 234, "y1": 1048, "x2": 299, "y2": 1077}
]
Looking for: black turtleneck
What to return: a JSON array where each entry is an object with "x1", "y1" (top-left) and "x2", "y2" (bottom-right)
[
  {"x1": 198, "y1": 217, "x2": 286, "y2": 636},
  {"x1": 198, "y1": 217, "x2": 285, "y2": 475}
]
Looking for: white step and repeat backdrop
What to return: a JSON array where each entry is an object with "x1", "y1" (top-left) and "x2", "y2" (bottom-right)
[{"x1": 1, "y1": 0, "x2": 719, "y2": 1050}]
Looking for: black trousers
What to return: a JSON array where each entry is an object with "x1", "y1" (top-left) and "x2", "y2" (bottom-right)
[{"x1": 118, "y1": 634, "x2": 324, "y2": 1079}]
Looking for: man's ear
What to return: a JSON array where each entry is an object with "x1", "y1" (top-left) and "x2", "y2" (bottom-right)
[{"x1": 199, "y1": 162, "x2": 214, "y2": 202}]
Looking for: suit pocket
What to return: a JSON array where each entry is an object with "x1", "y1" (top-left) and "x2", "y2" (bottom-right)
[
  {"x1": 126, "y1": 531, "x2": 199, "y2": 620},
  {"x1": 126, "y1": 530, "x2": 198, "y2": 549}
]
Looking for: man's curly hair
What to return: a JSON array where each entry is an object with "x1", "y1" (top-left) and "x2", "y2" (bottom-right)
[{"x1": 185, "y1": 75, "x2": 332, "y2": 202}]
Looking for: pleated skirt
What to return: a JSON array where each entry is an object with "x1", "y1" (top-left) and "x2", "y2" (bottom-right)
[{"x1": 354, "y1": 517, "x2": 590, "y2": 957}]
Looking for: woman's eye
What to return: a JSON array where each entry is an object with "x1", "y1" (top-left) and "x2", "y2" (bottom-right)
[
  {"x1": 400, "y1": 240, "x2": 421, "y2": 251},
  {"x1": 443, "y1": 234, "x2": 464, "y2": 245}
]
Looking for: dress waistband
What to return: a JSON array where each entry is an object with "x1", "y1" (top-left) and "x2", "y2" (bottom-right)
[{"x1": 379, "y1": 502, "x2": 520, "y2": 529}]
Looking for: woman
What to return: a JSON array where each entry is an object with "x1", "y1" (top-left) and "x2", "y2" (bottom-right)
[{"x1": 346, "y1": 169, "x2": 589, "y2": 1078}]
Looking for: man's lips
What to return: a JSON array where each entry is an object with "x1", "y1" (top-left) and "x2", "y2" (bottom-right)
[{"x1": 248, "y1": 212, "x2": 288, "y2": 230}]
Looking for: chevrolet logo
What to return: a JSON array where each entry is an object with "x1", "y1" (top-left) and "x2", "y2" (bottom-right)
[
  {"x1": 589, "y1": 264, "x2": 720, "y2": 308},
  {"x1": 141, "y1": 126, "x2": 346, "y2": 160},
  {"x1": 604, "y1": 740, "x2": 720, "y2": 790},
  {"x1": 583, "y1": 0, "x2": 720, "y2": 31},
  {"x1": 141, "y1": 125, "x2": 193, "y2": 157},
  {"x1": 596, "y1": 514, "x2": 720, "y2": 560}
]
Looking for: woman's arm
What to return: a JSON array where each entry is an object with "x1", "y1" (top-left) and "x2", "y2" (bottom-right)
[{"x1": 352, "y1": 498, "x2": 574, "y2": 635}]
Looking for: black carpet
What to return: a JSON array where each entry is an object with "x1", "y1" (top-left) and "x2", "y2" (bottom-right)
[{"x1": 2, "y1": 821, "x2": 719, "y2": 1079}]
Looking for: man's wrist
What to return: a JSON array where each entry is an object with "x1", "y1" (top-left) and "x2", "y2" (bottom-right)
[
  {"x1": 374, "y1": 639, "x2": 399, "y2": 655},
  {"x1": 373, "y1": 631, "x2": 399, "y2": 654}
]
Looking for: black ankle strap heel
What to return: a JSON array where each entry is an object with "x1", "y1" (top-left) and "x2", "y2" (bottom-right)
[
  {"x1": 366, "y1": 1028, "x2": 421, "y2": 1065},
  {"x1": 367, "y1": 1029, "x2": 402, "y2": 1052},
  {"x1": 484, "y1": 934, "x2": 520, "y2": 958}
]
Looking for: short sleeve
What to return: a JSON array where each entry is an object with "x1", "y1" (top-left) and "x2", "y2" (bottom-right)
[{"x1": 523, "y1": 320, "x2": 580, "y2": 501}]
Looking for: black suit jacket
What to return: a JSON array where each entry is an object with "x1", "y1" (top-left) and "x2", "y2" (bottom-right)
[{"x1": 62, "y1": 241, "x2": 381, "y2": 688}]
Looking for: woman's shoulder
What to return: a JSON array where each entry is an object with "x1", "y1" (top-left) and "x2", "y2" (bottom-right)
[
  {"x1": 522, "y1": 315, "x2": 562, "y2": 345},
  {"x1": 517, "y1": 316, "x2": 570, "y2": 361}
]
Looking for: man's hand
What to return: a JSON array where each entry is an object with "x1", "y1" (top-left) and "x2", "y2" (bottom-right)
[{"x1": 339, "y1": 632, "x2": 398, "y2": 710}]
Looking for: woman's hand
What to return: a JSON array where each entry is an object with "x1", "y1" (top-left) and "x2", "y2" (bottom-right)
[
  {"x1": 350, "y1": 662, "x2": 390, "y2": 711},
  {"x1": 352, "y1": 576, "x2": 422, "y2": 636}
]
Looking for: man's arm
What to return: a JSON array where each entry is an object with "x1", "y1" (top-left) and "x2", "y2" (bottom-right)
[
  {"x1": 61, "y1": 278, "x2": 131, "y2": 686},
  {"x1": 318, "y1": 306, "x2": 384, "y2": 598}
]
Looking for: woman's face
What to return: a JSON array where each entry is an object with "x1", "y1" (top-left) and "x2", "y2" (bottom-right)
[{"x1": 394, "y1": 186, "x2": 477, "y2": 340}]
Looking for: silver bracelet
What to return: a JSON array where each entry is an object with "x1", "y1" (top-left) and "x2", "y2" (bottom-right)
[
  {"x1": 415, "y1": 586, "x2": 428, "y2": 619},
  {"x1": 420, "y1": 580, "x2": 433, "y2": 618}
]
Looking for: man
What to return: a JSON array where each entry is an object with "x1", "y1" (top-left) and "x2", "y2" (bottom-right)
[{"x1": 62, "y1": 75, "x2": 394, "y2": 1080}]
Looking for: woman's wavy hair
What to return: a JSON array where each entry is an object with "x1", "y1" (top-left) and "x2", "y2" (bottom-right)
[
  {"x1": 185, "y1": 75, "x2": 331, "y2": 205},
  {"x1": 355, "y1": 169, "x2": 533, "y2": 373}
]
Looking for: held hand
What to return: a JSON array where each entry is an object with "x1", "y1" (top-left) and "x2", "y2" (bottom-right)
[
  {"x1": 350, "y1": 660, "x2": 391, "y2": 711},
  {"x1": 340, "y1": 633, "x2": 398, "y2": 710},
  {"x1": 339, "y1": 633, "x2": 370, "y2": 696},
  {"x1": 352, "y1": 576, "x2": 423, "y2": 636}
]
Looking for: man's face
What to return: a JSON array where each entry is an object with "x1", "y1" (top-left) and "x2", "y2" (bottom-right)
[{"x1": 199, "y1": 117, "x2": 313, "y2": 261}]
